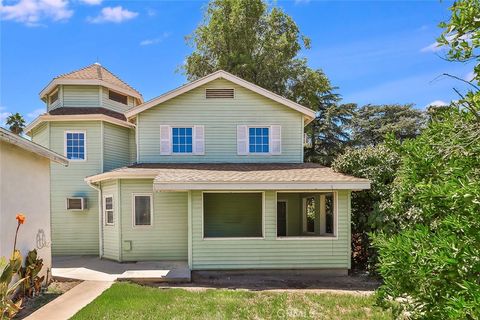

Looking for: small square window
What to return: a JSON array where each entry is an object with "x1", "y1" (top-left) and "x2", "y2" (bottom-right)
[
  {"x1": 248, "y1": 127, "x2": 269, "y2": 153},
  {"x1": 172, "y1": 127, "x2": 193, "y2": 154}
]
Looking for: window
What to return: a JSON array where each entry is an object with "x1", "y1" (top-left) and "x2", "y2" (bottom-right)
[
  {"x1": 172, "y1": 127, "x2": 193, "y2": 153},
  {"x1": 203, "y1": 192, "x2": 263, "y2": 238},
  {"x1": 276, "y1": 192, "x2": 336, "y2": 238},
  {"x1": 50, "y1": 90, "x2": 58, "y2": 104},
  {"x1": 108, "y1": 90, "x2": 128, "y2": 105},
  {"x1": 133, "y1": 194, "x2": 152, "y2": 226},
  {"x1": 104, "y1": 195, "x2": 114, "y2": 226},
  {"x1": 248, "y1": 127, "x2": 269, "y2": 153},
  {"x1": 66, "y1": 197, "x2": 86, "y2": 210},
  {"x1": 65, "y1": 131, "x2": 86, "y2": 160}
]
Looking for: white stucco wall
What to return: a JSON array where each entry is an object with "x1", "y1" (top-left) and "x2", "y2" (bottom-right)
[{"x1": 0, "y1": 141, "x2": 52, "y2": 276}]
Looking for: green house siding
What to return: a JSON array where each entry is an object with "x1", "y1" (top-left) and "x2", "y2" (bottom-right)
[
  {"x1": 62, "y1": 85, "x2": 100, "y2": 108},
  {"x1": 191, "y1": 190, "x2": 351, "y2": 270},
  {"x1": 103, "y1": 122, "x2": 131, "y2": 171},
  {"x1": 31, "y1": 122, "x2": 50, "y2": 148},
  {"x1": 101, "y1": 180, "x2": 120, "y2": 260},
  {"x1": 119, "y1": 179, "x2": 188, "y2": 261},
  {"x1": 137, "y1": 79, "x2": 304, "y2": 163},
  {"x1": 48, "y1": 121, "x2": 102, "y2": 255}
]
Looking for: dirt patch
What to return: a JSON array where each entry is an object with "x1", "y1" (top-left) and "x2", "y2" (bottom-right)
[
  {"x1": 15, "y1": 280, "x2": 81, "y2": 319},
  {"x1": 151, "y1": 272, "x2": 380, "y2": 295}
]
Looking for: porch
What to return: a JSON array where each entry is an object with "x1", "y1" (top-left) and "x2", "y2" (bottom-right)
[{"x1": 52, "y1": 256, "x2": 191, "y2": 282}]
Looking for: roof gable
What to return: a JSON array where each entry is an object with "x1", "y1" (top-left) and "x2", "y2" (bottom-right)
[
  {"x1": 125, "y1": 70, "x2": 316, "y2": 123},
  {"x1": 39, "y1": 63, "x2": 142, "y2": 101}
]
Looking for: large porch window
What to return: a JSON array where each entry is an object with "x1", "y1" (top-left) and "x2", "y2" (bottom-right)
[
  {"x1": 203, "y1": 192, "x2": 263, "y2": 238},
  {"x1": 277, "y1": 192, "x2": 336, "y2": 238}
]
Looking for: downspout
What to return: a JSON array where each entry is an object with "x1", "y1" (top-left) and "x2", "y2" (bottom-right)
[{"x1": 87, "y1": 180, "x2": 103, "y2": 259}]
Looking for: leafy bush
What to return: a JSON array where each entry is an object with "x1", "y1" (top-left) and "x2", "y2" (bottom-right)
[
  {"x1": 1, "y1": 252, "x2": 24, "y2": 320},
  {"x1": 332, "y1": 145, "x2": 400, "y2": 270},
  {"x1": 372, "y1": 102, "x2": 480, "y2": 319}
]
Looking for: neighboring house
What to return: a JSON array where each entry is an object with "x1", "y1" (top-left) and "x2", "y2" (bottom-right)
[
  {"x1": 0, "y1": 127, "x2": 68, "y2": 275},
  {"x1": 25, "y1": 63, "x2": 370, "y2": 273}
]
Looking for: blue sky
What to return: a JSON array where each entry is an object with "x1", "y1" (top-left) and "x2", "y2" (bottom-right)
[{"x1": 0, "y1": 0, "x2": 475, "y2": 126}]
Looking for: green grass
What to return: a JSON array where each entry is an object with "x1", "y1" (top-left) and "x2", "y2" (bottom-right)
[{"x1": 72, "y1": 283, "x2": 391, "y2": 320}]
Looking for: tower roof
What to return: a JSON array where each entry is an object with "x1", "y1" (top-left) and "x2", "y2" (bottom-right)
[{"x1": 40, "y1": 63, "x2": 143, "y2": 102}]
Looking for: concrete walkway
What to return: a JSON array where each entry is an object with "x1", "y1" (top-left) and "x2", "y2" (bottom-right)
[
  {"x1": 52, "y1": 256, "x2": 191, "y2": 282},
  {"x1": 25, "y1": 280, "x2": 113, "y2": 320}
]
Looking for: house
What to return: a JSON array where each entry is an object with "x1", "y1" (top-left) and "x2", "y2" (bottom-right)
[
  {"x1": 25, "y1": 63, "x2": 370, "y2": 274},
  {"x1": 0, "y1": 127, "x2": 68, "y2": 275}
]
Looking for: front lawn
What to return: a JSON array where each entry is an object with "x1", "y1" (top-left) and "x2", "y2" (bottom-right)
[{"x1": 72, "y1": 283, "x2": 390, "y2": 319}]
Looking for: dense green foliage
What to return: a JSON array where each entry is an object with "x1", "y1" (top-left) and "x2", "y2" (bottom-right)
[
  {"x1": 72, "y1": 283, "x2": 390, "y2": 320},
  {"x1": 372, "y1": 103, "x2": 480, "y2": 319},
  {"x1": 351, "y1": 104, "x2": 426, "y2": 147},
  {"x1": 332, "y1": 145, "x2": 400, "y2": 269}
]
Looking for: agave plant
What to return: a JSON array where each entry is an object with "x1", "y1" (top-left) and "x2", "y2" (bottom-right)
[{"x1": 1, "y1": 252, "x2": 24, "y2": 320}]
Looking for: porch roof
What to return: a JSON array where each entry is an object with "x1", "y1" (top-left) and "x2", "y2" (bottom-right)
[{"x1": 85, "y1": 163, "x2": 370, "y2": 191}]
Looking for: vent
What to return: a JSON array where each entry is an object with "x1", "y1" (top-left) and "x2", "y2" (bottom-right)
[{"x1": 205, "y1": 88, "x2": 234, "y2": 99}]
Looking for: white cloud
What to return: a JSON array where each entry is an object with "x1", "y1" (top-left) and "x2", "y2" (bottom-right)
[
  {"x1": 27, "y1": 108, "x2": 45, "y2": 119},
  {"x1": 420, "y1": 42, "x2": 443, "y2": 53},
  {"x1": 425, "y1": 100, "x2": 448, "y2": 108},
  {"x1": 87, "y1": 6, "x2": 138, "y2": 23},
  {"x1": 0, "y1": 0, "x2": 73, "y2": 26},
  {"x1": 79, "y1": 0, "x2": 101, "y2": 4},
  {"x1": 465, "y1": 71, "x2": 475, "y2": 82},
  {"x1": 140, "y1": 32, "x2": 171, "y2": 46}
]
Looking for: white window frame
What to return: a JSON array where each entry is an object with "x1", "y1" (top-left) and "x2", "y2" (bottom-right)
[
  {"x1": 64, "y1": 130, "x2": 87, "y2": 161},
  {"x1": 132, "y1": 193, "x2": 153, "y2": 228},
  {"x1": 66, "y1": 197, "x2": 86, "y2": 211},
  {"x1": 247, "y1": 125, "x2": 271, "y2": 155},
  {"x1": 171, "y1": 126, "x2": 195, "y2": 155},
  {"x1": 103, "y1": 194, "x2": 114, "y2": 226},
  {"x1": 275, "y1": 191, "x2": 338, "y2": 240},
  {"x1": 49, "y1": 88, "x2": 59, "y2": 105},
  {"x1": 108, "y1": 89, "x2": 128, "y2": 105},
  {"x1": 201, "y1": 191, "x2": 265, "y2": 240}
]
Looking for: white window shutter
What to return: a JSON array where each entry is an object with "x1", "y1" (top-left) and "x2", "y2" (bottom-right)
[
  {"x1": 160, "y1": 125, "x2": 171, "y2": 155},
  {"x1": 237, "y1": 125, "x2": 248, "y2": 155},
  {"x1": 270, "y1": 125, "x2": 282, "y2": 155},
  {"x1": 194, "y1": 125, "x2": 205, "y2": 155}
]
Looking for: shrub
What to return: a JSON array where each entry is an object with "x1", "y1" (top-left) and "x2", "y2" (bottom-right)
[{"x1": 332, "y1": 145, "x2": 400, "y2": 270}]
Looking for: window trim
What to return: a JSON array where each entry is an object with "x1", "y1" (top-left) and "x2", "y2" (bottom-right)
[
  {"x1": 247, "y1": 125, "x2": 272, "y2": 155},
  {"x1": 66, "y1": 197, "x2": 86, "y2": 211},
  {"x1": 275, "y1": 191, "x2": 338, "y2": 240},
  {"x1": 171, "y1": 126, "x2": 194, "y2": 155},
  {"x1": 103, "y1": 194, "x2": 114, "y2": 226},
  {"x1": 132, "y1": 193, "x2": 153, "y2": 228},
  {"x1": 201, "y1": 191, "x2": 265, "y2": 240},
  {"x1": 64, "y1": 130, "x2": 87, "y2": 161},
  {"x1": 49, "y1": 88, "x2": 59, "y2": 105},
  {"x1": 108, "y1": 89, "x2": 128, "y2": 105}
]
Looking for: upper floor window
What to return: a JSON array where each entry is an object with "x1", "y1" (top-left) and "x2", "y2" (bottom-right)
[
  {"x1": 65, "y1": 131, "x2": 86, "y2": 160},
  {"x1": 172, "y1": 127, "x2": 193, "y2": 153},
  {"x1": 160, "y1": 125, "x2": 204, "y2": 155},
  {"x1": 50, "y1": 90, "x2": 59, "y2": 104},
  {"x1": 109, "y1": 90, "x2": 128, "y2": 105},
  {"x1": 249, "y1": 127, "x2": 269, "y2": 153}
]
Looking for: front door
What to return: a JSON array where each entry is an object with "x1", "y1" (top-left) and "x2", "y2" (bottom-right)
[{"x1": 277, "y1": 201, "x2": 287, "y2": 236}]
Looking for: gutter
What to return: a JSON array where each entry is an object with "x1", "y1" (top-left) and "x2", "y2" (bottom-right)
[{"x1": 86, "y1": 180, "x2": 103, "y2": 259}]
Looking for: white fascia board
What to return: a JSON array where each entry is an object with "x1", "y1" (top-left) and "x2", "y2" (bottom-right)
[
  {"x1": 125, "y1": 70, "x2": 316, "y2": 124},
  {"x1": 39, "y1": 79, "x2": 143, "y2": 102},
  {"x1": 153, "y1": 181, "x2": 371, "y2": 191},
  {"x1": 25, "y1": 114, "x2": 135, "y2": 135}
]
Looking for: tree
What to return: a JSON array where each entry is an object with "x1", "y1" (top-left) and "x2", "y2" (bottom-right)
[
  {"x1": 351, "y1": 104, "x2": 426, "y2": 147},
  {"x1": 5, "y1": 113, "x2": 25, "y2": 135},
  {"x1": 183, "y1": 0, "x2": 310, "y2": 97},
  {"x1": 332, "y1": 145, "x2": 400, "y2": 270}
]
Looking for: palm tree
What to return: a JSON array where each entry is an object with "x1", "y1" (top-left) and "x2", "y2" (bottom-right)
[{"x1": 6, "y1": 113, "x2": 26, "y2": 135}]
